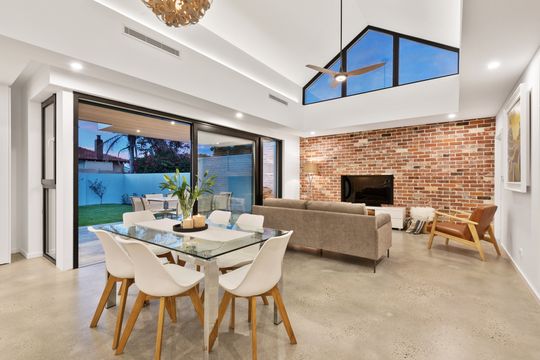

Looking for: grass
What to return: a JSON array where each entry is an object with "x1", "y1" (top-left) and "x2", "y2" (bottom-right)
[{"x1": 78, "y1": 204, "x2": 132, "y2": 227}]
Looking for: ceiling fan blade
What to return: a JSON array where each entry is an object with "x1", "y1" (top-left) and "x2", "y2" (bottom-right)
[
  {"x1": 330, "y1": 79, "x2": 340, "y2": 88},
  {"x1": 345, "y1": 62, "x2": 386, "y2": 76},
  {"x1": 306, "y1": 64, "x2": 337, "y2": 76}
]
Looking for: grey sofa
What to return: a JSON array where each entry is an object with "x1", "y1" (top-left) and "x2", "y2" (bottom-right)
[{"x1": 253, "y1": 198, "x2": 392, "y2": 272}]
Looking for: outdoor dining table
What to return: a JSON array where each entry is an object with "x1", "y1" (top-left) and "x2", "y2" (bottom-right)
[
  {"x1": 145, "y1": 196, "x2": 177, "y2": 210},
  {"x1": 93, "y1": 218, "x2": 287, "y2": 357}
]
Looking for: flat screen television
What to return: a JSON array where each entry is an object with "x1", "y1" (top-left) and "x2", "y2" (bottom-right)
[{"x1": 341, "y1": 175, "x2": 394, "y2": 206}]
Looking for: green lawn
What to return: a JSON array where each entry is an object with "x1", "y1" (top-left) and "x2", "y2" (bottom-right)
[{"x1": 78, "y1": 204, "x2": 132, "y2": 227}]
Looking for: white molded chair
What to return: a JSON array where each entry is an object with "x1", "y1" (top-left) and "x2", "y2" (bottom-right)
[
  {"x1": 217, "y1": 213, "x2": 265, "y2": 270},
  {"x1": 208, "y1": 210, "x2": 232, "y2": 226},
  {"x1": 88, "y1": 228, "x2": 134, "y2": 350},
  {"x1": 217, "y1": 213, "x2": 269, "y2": 321},
  {"x1": 235, "y1": 213, "x2": 264, "y2": 229},
  {"x1": 115, "y1": 239, "x2": 205, "y2": 360},
  {"x1": 130, "y1": 196, "x2": 145, "y2": 212},
  {"x1": 210, "y1": 231, "x2": 297, "y2": 359},
  {"x1": 122, "y1": 211, "x2": 175, "y2": 263}
]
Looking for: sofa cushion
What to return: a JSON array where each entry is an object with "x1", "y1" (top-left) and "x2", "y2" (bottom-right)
[
  {"x1": 306, "y1": 201, "x2": 366, "y2": 215},
  {"x1": 263, "y1": 198, "x2": 307, "y2": 209}
]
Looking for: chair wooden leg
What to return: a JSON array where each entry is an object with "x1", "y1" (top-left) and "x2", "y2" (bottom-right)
[
  {"x1": 427, "y1": 233, "x2": 436, "y2": 249},
  {"x1": 248, "y1": 298, "x2": 252, "y2": 323},
  {"x1": 154, "y1": 297, "x2": 166, "y2": 360},
  {"x1": 188, "y1": 287, "x2": 205, "y2": 326},
  {"x1": 209, "y1": 292, "x2": 232, "y2": 351},
  {"x1": 116, "y1": 291, "x2": 147, "y2": 355},
  {"x1": 261, "y1": 296, "x2": 269, "y2": 306},
  {"x1": 177, "y1": 258, "x2": 186, "y2": 266},
  {"x1": 229, "y1": 296, "x2": 235, "y2": 330},
  {"x1": 469, "y1": 224, "x2": 486, "y2": 261},
  {"x1": 250, "y1": 297, "x2": 258, "y2": 360},
  {"x1": 165, "y1": 252, "x2": 175, "y2": 264},
  {"x1": 271, "y1": 286, "x2": 297, "y2": 345},
  {"x1": 165, "y1": 297, "x2": 177, "y2": 323},
  {"x1": 428, "y1": 215, "x2": 438, "y2": 249},
  {"x1": 90, "y1": 275, "x2": 116, "y2": 328},
  {"x1": 112, "y1": 278, "x2": 130, "y2": 350},
  {"x1": 488, "y1": 225, "x2": 502, "y2": 256}
]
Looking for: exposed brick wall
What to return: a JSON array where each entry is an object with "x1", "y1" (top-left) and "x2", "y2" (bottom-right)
[{"x1": 300, "y1": 117, "x2": 496, "y2": 212}]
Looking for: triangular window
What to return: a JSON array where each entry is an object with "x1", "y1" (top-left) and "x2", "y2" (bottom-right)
[{"x1": 303, "y1": 26, "x2": 459, "y2": 105}]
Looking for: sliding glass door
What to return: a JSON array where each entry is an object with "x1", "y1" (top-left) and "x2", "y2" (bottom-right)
[
  {"x1": 197, "y1": 129, "x2": 256, "y2": 217},
  {"x1": 76, "y1": 100, "x2": 192, "y2": 267}
]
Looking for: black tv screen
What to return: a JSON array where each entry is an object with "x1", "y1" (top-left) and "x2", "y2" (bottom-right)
[{"x1": 341, "y1": 175, "x2": 394, "y2": 206}]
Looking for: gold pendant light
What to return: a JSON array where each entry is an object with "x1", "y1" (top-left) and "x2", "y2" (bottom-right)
[{"x1": 142, "y1": 0, "x2": 212, "y2": 27}]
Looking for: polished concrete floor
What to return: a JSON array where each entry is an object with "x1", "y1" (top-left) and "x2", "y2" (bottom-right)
[{"x1": 1, "y1": 231, "x2": 540, "y2": 360}]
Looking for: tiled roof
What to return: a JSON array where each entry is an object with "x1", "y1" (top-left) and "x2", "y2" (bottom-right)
[{"x1": 78, "y1": 147, "x2": 128, "y2": 162}]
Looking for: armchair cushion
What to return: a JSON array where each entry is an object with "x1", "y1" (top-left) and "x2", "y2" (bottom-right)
[{"x1": 432, "y1": 222, "x2": 470, "y2": 240}]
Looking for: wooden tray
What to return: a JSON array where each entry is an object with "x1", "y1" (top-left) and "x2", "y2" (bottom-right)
[{"x1": 172, "y1": 223, "x2": 208, "y2": 233}]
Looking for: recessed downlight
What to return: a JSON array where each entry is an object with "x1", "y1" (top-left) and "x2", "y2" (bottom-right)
[
  {"x1": 448, "y1": 113, "x2": 456, "y2": 119},
  {"x1": 235, "y1": 112, "x2": 244, "y2": 119},
  {"x1": 310, "y1": 131, "x2": 316, "y2": 135},
  {"x1": 170, "y1": 121, "x2": 175, "y2": 125},
  {"x1": 70, "y1": 62, "x2": 83, "y2": 71},
  {"x1": 487, "y1": 61, "x2": 500, "y2": 70},
  {"x1": 136, "y1": 129, "x2": 141, "y2": 133}
]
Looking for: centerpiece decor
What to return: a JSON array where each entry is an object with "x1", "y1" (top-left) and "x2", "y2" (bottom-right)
[{"x1": 160, "y1": 169, "x2": 216, "y2": 222}]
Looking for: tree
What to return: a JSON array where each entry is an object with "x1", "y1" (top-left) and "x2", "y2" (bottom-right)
[
  {"x1": 134, "y1": 138, "x2": 191, "y2": 173},
  {"x1": 103, "y1": 134, "x2": 138, "y2": 173},
  {"x1": 89, "y1": 179, "x2": 107, "y2": 204}
]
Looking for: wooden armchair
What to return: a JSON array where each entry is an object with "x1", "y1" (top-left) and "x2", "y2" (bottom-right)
[{"x1": 427, "y1": 205, "x2": 501, "y2": 261}]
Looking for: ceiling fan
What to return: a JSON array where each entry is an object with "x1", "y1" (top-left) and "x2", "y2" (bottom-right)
[{"x1": 306, "y1": 0, "x2": 385, "y2": 88}]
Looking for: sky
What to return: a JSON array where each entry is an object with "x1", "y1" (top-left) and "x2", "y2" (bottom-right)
[{"x1": 78, "y1": 120, "x2": 128, "y2": 159}]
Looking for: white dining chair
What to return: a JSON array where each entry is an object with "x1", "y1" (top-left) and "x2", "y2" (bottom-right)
[
  {"x1": 115, "y1": 239, "x2": 205, "y2": 360},
  {"x1": 218, "y1": 213, "x2": 265, "y2": 270},
  {"x1": 209, "y1": 231, "x2": 297, "y2": 360},
  {"x1": 88, "y1": 228, "x2": 134, "y2": 350},
  {"x1": 217, "y1": 213, "x2": 268, "y2": 326},
  {"x1": 130, "y1": 196, "x2": 145, "y2": 212},
  {"x1": 208, "y1": 210, "x2": 232, "y2": 226},
  {"x1": 235, "y1": 213, "x2": 264, "y2": 229},
  {"x1": 122, "y1": 211, "x2": 175, "y2": 264}
]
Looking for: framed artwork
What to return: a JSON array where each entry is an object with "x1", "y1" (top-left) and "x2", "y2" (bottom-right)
[{"x1": 504, "y1": 83, "x2": 530, "y2": 192}]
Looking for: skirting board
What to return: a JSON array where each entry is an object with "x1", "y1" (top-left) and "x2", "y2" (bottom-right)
[
  {"x1": 500, "y1": 243, "x2": 540, "y2": 305},
  {"x1": 18, "y1": 248, "x2": 43, "y2": 259}
]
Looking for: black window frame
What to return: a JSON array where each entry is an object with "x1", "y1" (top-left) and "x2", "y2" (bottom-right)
[{"x1": 302, "y1": 25, "x2": 460, "y2": 105}]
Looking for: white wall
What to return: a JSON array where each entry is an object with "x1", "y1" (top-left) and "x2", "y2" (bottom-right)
[
  {"x1": 495, "y1": 47, "x2": 540, "y2": 299},
  {"x1": 55, "y1": 91, "x2": 74, "y2": 270},
  {"x1": 0, "y1": 84, "x2": 11, "y2": 264}
]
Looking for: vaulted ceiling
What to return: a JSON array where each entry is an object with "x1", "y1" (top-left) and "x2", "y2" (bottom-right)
[{"x1": 0, "y1": 0, "x2": 538, "y2": 136}]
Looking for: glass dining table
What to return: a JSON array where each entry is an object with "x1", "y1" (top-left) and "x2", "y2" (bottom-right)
[{"x1": 93, "y1": 218, "x2": 287, "y2": 357}]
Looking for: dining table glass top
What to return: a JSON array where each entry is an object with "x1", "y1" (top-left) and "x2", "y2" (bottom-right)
[{"x1": 93, "y1": 218, "x2": 287, "y2": 260}]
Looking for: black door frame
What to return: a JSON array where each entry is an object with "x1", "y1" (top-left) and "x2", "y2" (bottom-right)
[
  {"x1": 73, "y1": 92, "x2": 283, "y2": 268},
  {"x1": 41, "y1": 94, "x2": 57, "y2": 264}
]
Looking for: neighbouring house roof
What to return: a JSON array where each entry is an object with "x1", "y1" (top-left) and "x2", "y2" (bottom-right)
[{"x1": 78, "y1": 147, "x2": 128, "y2": 163}]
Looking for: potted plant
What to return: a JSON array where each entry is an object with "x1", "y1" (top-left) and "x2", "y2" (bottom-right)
[{"x1": 159, "y1": 169, "x2": 216, "y2": 220}]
